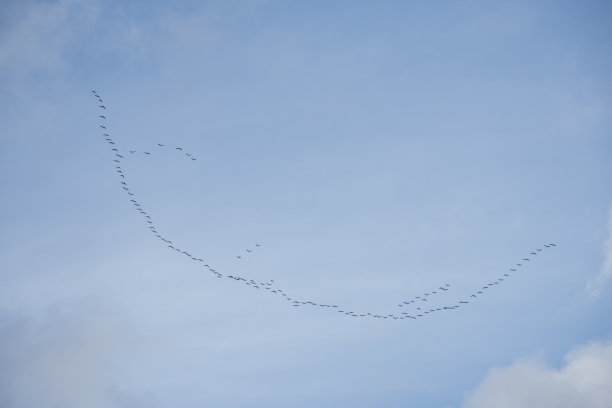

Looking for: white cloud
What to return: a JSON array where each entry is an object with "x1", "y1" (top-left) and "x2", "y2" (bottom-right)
[
  {"x1": 463, "y1": 341, "x2": 612, "y2": 408},
  {"x1": 586, "y1": 206, "x2": 612, "y2": 297}
]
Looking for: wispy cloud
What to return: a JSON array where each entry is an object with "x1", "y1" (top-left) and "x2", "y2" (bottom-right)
[
  {"x1": 107, "y1": 387, "x2": 161, "y2": 408},
  {"x1": 0, "y1": 0, "x2": 157, "y2": 86},
  {"x1": 0, "y1": 0, "x2": 99, "y2": 79},
  {"x1": 586, "y1": 205, "x2": 612, "y2": 297},
  {"x1": 463, "y1": 341, "x2": 612, "y2": 408},
  {"x1": 0, "y1": 297, "x2": 152, "y2": 408}
]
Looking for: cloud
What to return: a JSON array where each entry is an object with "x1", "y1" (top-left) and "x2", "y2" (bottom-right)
[
  {"x1": 586, "y1": 205, "x2": 612, "y2": 297},
  {"x1": 0, "y1": 297, "x2": 157, "y2": 408},
  {"x1": 0, "y1": 0, "x2": 98, "y2": 78},
  {"x1": 107, "y1": 387, "x2": 161, "y2": 408},
  {"x1": 463, "y1": 341, "x2": 612, "y2": 408},
  {"x1": 0, "y1": 0, "x2": 154, "y2": 85}
]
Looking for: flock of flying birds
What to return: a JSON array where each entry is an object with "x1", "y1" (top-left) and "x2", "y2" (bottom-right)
[{"x1": 91, "y1": 90, "x2": 556, "y2": 321}]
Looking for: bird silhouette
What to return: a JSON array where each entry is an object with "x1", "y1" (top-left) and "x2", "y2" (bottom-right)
[{"x1": 90, "y1": 90, "x2": 557, "y2": 322}]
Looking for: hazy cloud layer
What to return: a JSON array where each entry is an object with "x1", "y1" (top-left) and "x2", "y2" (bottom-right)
[
  {"x1": 0, "y1": 298, "x2": 157, "y2": 408},
  {"x1": 463, "y1": 341, "x2": 612, "y2": 408},
  {"x1": 0, "y1": 0, "x2": 96, "y2": 77}
]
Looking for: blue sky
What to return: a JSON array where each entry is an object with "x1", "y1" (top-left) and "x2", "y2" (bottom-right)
[{"x1": 1, "y1": 1, "x2": 611, "y2": 407}]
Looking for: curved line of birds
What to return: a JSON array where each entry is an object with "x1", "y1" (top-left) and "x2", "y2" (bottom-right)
[
  {"x1": 91, "y1": 91, "x2": 557, "y2": 320},
  {"x1": 126, "y1": 143, "x2": 199, "y2": 161}
]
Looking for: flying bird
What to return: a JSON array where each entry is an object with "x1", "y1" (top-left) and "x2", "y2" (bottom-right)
[{"x1": 90, "y1": 94, "x2": 560, "y2": 322}]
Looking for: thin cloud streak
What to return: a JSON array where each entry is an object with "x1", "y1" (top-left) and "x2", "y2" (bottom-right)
[{"x1": 586, "y1": 205, "x2": 612, "y2": 297}]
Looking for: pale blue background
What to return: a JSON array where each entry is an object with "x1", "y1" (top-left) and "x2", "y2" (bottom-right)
[{"x1": 1, "y1": 1, "x2": 611, "y2": 407}]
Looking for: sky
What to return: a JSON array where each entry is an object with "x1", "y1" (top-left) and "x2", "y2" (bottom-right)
[{"x1": 1, "y1": 0, "x2": 611, "y2": 407}]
